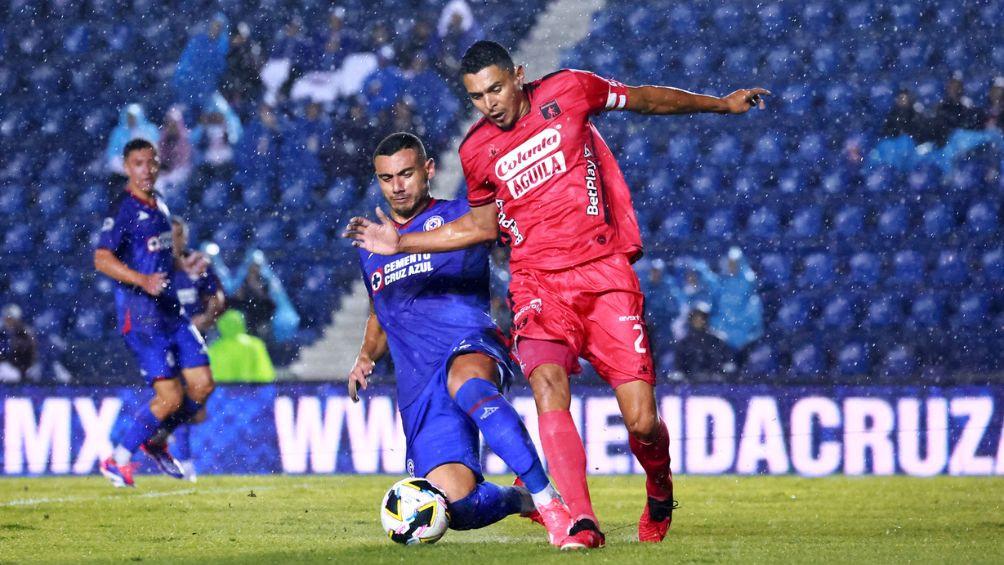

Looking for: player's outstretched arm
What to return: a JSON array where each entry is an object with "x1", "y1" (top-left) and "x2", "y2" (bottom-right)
[
  {"x1": 345, "y1": 204, "x2": 498, "y2": 255},
  {"x1": 94, "y1": 248, "x2": 166, "y2": 296},
  {"x1": 625, "y1": 85, "x2": 771, "y2": 115},
  {"x1": 349, "y1": 305, "x2": 388, "y2": 403}
]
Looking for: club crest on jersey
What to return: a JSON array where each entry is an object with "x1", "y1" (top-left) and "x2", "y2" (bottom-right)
[
  {"x1": 370, "y1": 268, "x2": 385, "y2": 293},
  {"x1": 540, "y1": 99, "x2": 562, "y2": 119},
  {"x1": 423, "y1": 215, "x2": 444, "y2": 231}
]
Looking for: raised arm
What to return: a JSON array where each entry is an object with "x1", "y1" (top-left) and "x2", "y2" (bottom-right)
[
  {"x1": 348, "y1": 303, "x2": 389, "y2": 402},
  {"x1": 345, "y1": 203, "x2": 498, "y2": 256},
  {"x1": 625, "y1": 85, "x2": 770, "y2": 115}
]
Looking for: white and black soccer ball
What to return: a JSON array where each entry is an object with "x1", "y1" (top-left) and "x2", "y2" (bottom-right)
[{"x1": 380, "y1": 477, "x2": 450, "y2": 545}]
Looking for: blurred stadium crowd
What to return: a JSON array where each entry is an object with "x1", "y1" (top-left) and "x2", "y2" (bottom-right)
[{"x1": 1, "y1": 0, "x2": 1002, "y2": 386}]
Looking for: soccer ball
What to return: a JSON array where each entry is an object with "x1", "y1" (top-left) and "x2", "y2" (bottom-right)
[{"x1": 380, "y1": 477, "x2": 451, "y2": 545}]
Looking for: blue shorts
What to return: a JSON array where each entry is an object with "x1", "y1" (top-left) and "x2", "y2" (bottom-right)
[
  {"x1": 401, "y1": 330, "x2": 517, "y2": 480},
  {"x1": 122, "y1": 322, "x2": 209, "y2": 386}
]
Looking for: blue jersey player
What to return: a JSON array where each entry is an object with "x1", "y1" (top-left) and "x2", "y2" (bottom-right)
[
  {"x1": 94, "y1": 139, "x2": 216, "y2": 487},
  {"x1": 348, "y1": 133, "x2": 573, "y2": 546},
  {"x1": 169, "y1": 215, "x2": 226, "y2": 482}
]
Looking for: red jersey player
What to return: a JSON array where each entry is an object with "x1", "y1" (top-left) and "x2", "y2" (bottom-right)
[{"x1": 346, "y1": 40, "x2": 769, "y2": 549}]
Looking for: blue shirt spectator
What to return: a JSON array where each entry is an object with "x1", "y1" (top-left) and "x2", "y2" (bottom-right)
[
  {"x1": 709, "y1": 248, "x2": 765, "y2": 352},
  {"x1": 172, "y1": 13, "x2": 229, "y2": 111},
  {"x1": 106, "y1": 103, "x2": 160, "y2": 175}
]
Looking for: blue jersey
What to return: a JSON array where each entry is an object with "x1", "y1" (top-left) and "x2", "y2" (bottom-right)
[
  {"x1": 173, "y1": 252, "x2": 222, "y2": 318},
  {"x1": 359, "y1": 199, "x2": 498, "y2": 408},
  {"x1": 97, "y1": 191, "x2": 185, "y2": 335}
]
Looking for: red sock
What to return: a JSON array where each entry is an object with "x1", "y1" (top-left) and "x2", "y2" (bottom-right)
[
  {"x1": 538, "y1": 410, "x2": 597, "y2": 524},
  {"x1": 629, "y1": 419, "x2": 673, "y2": 501}
]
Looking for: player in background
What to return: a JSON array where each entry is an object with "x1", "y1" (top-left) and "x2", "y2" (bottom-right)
[
  {"x1": 346, "y1": 41, "x2": 769, "y2": 547},
  {"x1": 168, "y1": 215, "x2": 226, "y2": 482},
  {"x1": 348, "y1": 132, "x2": 573, "y2": 547},
  {"x1": 94, "y1": 139, "x2": 216, "y2": 487}
]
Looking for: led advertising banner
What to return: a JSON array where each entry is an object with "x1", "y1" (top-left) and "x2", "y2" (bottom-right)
[{"x1": 3, "y1": 384, "x2": 1003, "y2": 476}]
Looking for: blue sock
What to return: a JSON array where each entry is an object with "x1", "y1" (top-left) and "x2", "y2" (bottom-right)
[
  {"x1": 172, "y1": 424, "x2": 191, "y2": 460},
  {"x1": 454, "y1": 378, "x2": 551, "y2": 494},
  {"x1": 120, "y1": 404, "x2": 162, "y2": 452},
  {"x1": 448, "y1": 482, "x2": 524, "y2": 530},
  {"x1": 157, "y1": 396, "x2": 202, "y2": 436}
]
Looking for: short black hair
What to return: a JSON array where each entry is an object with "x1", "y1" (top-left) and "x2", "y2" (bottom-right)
[
  {"x1": 372, "y1": 132, "x2": 427, "y2": 163},
  {"x1": 460, "y1": 40, "x2": 514, "y2": 76},
  {"x1": 123, "y1": 138, "x2": 156, "y2": 160}
]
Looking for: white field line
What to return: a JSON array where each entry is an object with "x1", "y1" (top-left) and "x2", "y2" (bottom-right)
[{"x1": 0, "y1": 483, "x2": 284, "y2": 508}]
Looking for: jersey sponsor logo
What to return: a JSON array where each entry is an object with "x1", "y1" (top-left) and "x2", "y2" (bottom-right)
[
  {"x1": 512, "y1": 298, "x2": 542, "y2": 330},
  {"x1": 583, "y1": 145, "x2": 600, "y2": 216},
  {"x1": 369, "y1": 268, "x2": 383, "y2": 291},
  {"x1": 177, "y1": 287, "x2": 198, "y2": 305},
  {"x1": 539, "y1": 99, "x2": 562, "y2": 119},
  {"x1": 101, "y1": 218, "x2": 114, "y2": 231},
  {"x1": 423, "y1": 215, "x2": 444, "y2": 231},
  {"x1": 495, "y1": 128, "x2": 561, "y2": 181},
  {"x1": 505, "y1": 152, "x2": 567, "y2": 199},
  {"x1": 495, "y1": 200, "x2": 525, "y2": 246},
  {"x1": 146, "y1": 231, "x2": 172, "y2": 253}
]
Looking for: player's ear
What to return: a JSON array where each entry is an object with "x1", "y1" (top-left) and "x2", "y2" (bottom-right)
[
  {"x1": 514, "y1": 65, "x2": 525, "y2": 88},
  {"x1": 425, "y1": 158, "x2": 436, "y2": 180}
]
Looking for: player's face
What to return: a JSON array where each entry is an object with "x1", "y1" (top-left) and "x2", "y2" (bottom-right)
[
  {"x1": 123, "y1": 147, "x2": 160, "y2": 195},
  {"x1": 373, "y1": 148, "x2": 435, "y2": 222},
  {"x1": 463, "y1": 64, "x2": 528, "y2": 130}
]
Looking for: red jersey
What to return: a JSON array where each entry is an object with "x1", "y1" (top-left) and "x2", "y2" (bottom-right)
[{"x1": 460, "y1": 69, "x2": 643, "y2": 271}]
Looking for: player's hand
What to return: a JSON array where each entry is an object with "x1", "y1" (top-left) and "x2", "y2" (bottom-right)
[
  {"x1": 140, "y1": 272, "x2": 168, "y2": 296},
  {"x1": 343, "y1": 208, "x2": 401, "y2": 256},
  {"x1": 722, "y1": 88, "x2": 771, "y2": 113},
  {"x1": 348, "y1": 353, "x2": 375, "y2": 403},
  {"x1": 182, "y1": 251, "x2": 211, "y2": 277}
]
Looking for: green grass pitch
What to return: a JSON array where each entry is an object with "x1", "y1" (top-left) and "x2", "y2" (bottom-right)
[{"x1": 1, "y1": 474, "x2": 1002, "y2": 564}]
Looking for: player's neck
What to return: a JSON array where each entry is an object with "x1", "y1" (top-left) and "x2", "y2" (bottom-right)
[{"x1": 126, "y1": 184, "x2": 156, "y2": 206}]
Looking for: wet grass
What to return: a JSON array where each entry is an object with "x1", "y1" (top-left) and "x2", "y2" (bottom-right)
[{"x1": 0, "y1": 474, "x2": 1002, "y2": 564}]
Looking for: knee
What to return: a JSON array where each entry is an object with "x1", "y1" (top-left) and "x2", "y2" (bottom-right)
[
  {"x1": 155, "y1": 391, "x2": 183, "y2": 413},
  {"x1": 529, "y1": 366, "x2": 567, "y2": 401},
  {"x1": 188, "y1": 378, "x2": 215, "y2": 402},
  {"x1": 625, "y1": 412, "x2": 660, "y2": 440}
]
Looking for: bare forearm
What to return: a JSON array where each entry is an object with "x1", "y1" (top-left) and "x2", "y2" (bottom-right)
[
  {"x1": 398, "y1": 206, "x2": 498, "y2": 254},
  {"x1": 94, "y1": 249, "x2": 144, "y2": 286},
  {"x1": 359, "y1": 313, "x2": 388, "y2": 363},
  {"x1": 630, "y1": 85, "x2": 728, "y2": 115}
]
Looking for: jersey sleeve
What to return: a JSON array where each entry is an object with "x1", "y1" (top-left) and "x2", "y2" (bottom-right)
[
  {"x1": 569, "y1": 69, "x2": 630, "y2": 114},
  {"x1": 96, "y1": 203, "x2": 129, "y2": 255},
  {"x1": 463, "y1": 153, "x2": 496, "y2": 208}
]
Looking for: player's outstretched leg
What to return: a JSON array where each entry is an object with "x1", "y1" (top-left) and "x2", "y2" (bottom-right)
[
  {"x1": 448, "y1": 481, "x2": 528, "y2": 531},
  {"x1": 450, "y1": 357, "x2": 572, "y2": 546},
  {"x1": 100, "y1": 402, "x2": 162, "y2": 487},
  {"x1": 618, "y1": 381, "x2": 675, "y2": 542}
]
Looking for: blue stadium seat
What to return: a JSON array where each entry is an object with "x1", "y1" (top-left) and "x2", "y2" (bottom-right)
[
  {"x1": 667, "y1": 136, "x2": 698, "y2": 171},
  {"x1": 776, "y1": 294, "x2": 811, "y2": 333},
  {"x1": 880, "y1": 344, "x2": 917, "y2": 381},
  {"x1": 743, "y1": 341, "x2": 779, "y2": 379},
  {"x1": 922, "y1": 203, "x2": 955, "y2": 239},
  {"x1": 661, "y1": 210, "x2": 692, "y2": 241},
  {"x1": 848, "y1": 252, "x2": 881, "y2": 286},
  {"x1": 3, "y1": 224, "x2": 34, "y2": 254},
  {"x1": 798, "y1": 252, "x2": 835, "y2": 289},
  {"x1": 889, "y1": 250, "x2": 925, "y2": 286},
  {"x1": 795, "y1": 133, "x2": 825, "y2": 166},
  {"x1": 712, "y1": 5, "x2": 741, "y2": 35},
  {"x1": 907, "y1": 163, "x2": 941, "y2": 193},
  {"x1": 73, "y1": 307, "x2": 107, "y2": 340},
  {"x1": 780, "y1": 84, "x2": 811, "y2": 116},
  {"x1": 758, "y1": 253, "x2": 791, "y2": 290},
  {"x1": 295, "y1": 218, "x2": 326, "y2": 246},
  {"x1": 325, "y1": 176, "x2": 360, "y2": 210},
  {"x1": 690, "y1": 170, "x2": 723, "y2": 197},
  {"x1": 835, "y1": 341, "x2": 871, "y2": 378},
  {"x1": 708, "y1": 134, "x2": 741, "y2": 167},
  {"x1": 833, "y1": 206, "x2": 866, "y2": 239},
  {"x1": 748, "y1": 133, "x2": 784, "y2": 166},
  {"x1": 909, "y1": 292, "x2": 945, "y2": 330},
  {"x1": 703, "y1": 209, "x2": 734, "y2": 239},
  {"x1": 966, "y1": 200, "x2": 999, "y2": 236},
  {"x1": 242, "y1": 181, "x2": 272, "y2": 210},
  {"x1": 802, "y1": 3, "x2": 835, "y2": 35},
  {"x1": 200, "y1": 180, "x2": 232, "y2": 210},
  {"x1": 790, "y1": 342, "x2": 826, "y2": 381},
  {"x1": 820, "y1": 292, "x2": 857, "y2": 330},
  {"x1": 0, "y1": 184, "x2": 25, "y2": 216},
  {"x1": 933, "y1": 249, "x2": 968, "y2": 287},
  {"x1": 788, "y1": 206, "x2": 823, "y2": 240},
  {"x1": 280, "y1": 179, "x2": 312, "y2": 211},
  {"x1": 980, "y1": 248, "x2": 1004, "y2": 285},
  {"x1": 822, "y1": 84, "x2": 855, "y2": 117},
  {"x1": 744, "y1": 206, "x2": 780, "y2": 240},
  {"x1": 853, "y1": 43, "x2": 884, "y2": 74},
  {"x1": 253, "y1": 217, "x2": 288, "y2": 251},
  {"x1": 952, "y1": 291, "x2": 990, "y2": 329},
  {"x1": 36, "y1": 185, "x2": 67, "y2": 218},
  {"x1": 877, "y1": 203, "x2": 910, "y2": 240},
  {"x1": 43, "y1": 220, "x2": 75, "y2": 255},
  {"x1": 864, "y1": 293, "x2": 905, "y2": 329},
  {"x1": 811, "y1": 45, "x2": 839, "y2": 76}
]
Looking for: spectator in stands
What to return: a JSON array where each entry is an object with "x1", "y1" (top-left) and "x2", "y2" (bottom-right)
[
  {"x1": 364, "y1": 45, "x2": 407, "y2": 116},
  {"x1": 270, "y1": 14, "x2": 312, "y2": 99},
  {"x1": 220, "y1": 21, "x2": 264, "y2": 118},
  {"x1": 191, "y1": 92, "x2": 242, "y2": 184},
  {"x1": 230, "y1": 261, "x2": 276, "y2": 341},
  {"x1": 207, "y1": 309, "x2": 276, "y2": 383},
  {"x1": 172, "y1": 12, "x2": 229, "y2": 113},
  {"x1": 435, "y1": 0, "x2": 483, "y2": 80},
  {"x1": 281, "y1": 101, "x2": 330, "y2": 190},
  {"x1": 709, "y1": 247, "x2": 765, "y2": 358},
  {"x1": 929, "y1": 72, "x2": 981, "y2": 145},
  {"x1": 638, "y1": 258, "x2": 682, "y2": 363},
  {"x1": 674, "y1": 304, "x2": 736, "y2": 382},
  {"x1": 157, "y1": 106, "x2": 193, "y2": 188},
  {"x1": 881, "y1": 89, "x2": 924, "y2": 140},
  {"x1": 313, "y1": 6, "x2": 359, "y2": 71},
  {"x1": 671, "y1": 258, "x2": 715, "y2": 341},
  {"x1": 0, "y1": 303, "x2": 37, "y2": 383},
  {"x1": 397, "y1": 18, "x2": 437, "y2": 65},
  {"x1": 105, "y1": 103, "x2": 160, "y2": 175},
  {"x1": 983, "y1": 76, "x2": 1004, "y2": 130},
  {"x1": 323, "y1": 96, "x2": 375, "y2": 181},
  {"x1": 406, "y1": 52, "x2": 461, "y2": 149},
  {"x1": 234, "y1": 103, "x2": 283, "y2": 188}
]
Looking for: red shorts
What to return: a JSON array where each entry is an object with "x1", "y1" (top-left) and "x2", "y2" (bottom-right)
[{"x1": 508, "y1": 253, "x2": 655, "y2": 388}]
